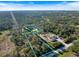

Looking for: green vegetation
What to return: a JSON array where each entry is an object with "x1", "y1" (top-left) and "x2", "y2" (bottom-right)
[
  {"x1": 48, "y1": 42, "x2": 64, "y2": 49},
  {"x1": 0, "y1": 32, "x2": 2, "y2": 35},
  {"x1": 59, "y1": 51, "x2": 76, "y2": 57},
  {"x1": 68, "y1": 40, "x2": 79, "y2": 56},
  {"x1": 0, "y1": 11, "x2": 79, "y2": 57}
]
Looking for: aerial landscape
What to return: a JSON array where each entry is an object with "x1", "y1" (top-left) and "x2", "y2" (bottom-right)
[{"x1": 0, "y1": 1, "x2": 79, "y2": 57}]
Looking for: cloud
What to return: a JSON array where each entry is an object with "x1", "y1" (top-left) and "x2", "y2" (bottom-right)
[
  {"x1": 57, "y1": 1, "x2": 79, "y2": 10},
  {"x1": 0, "y1": 1, "x2": 79, "y2": 11}
]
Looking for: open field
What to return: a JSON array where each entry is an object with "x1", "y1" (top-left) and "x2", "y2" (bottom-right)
[{"x1": 0, "y1": 30, "x2": 16, "y2": 56}]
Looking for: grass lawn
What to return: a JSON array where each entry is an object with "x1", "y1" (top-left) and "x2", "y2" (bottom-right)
[{"x1": 59, "y1": 51, "x2": 76, "y2": 57}]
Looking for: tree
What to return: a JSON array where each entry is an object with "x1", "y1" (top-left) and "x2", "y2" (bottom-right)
[
  {"x1": 0, "y1": 32, "x2": 2, "y2": 35},
  {"x1": 48, "y1": 42, "x2": 63, "y2": 49},
  {"x1": 69, "y1": 40, "x2": 79, "y2": 56}
]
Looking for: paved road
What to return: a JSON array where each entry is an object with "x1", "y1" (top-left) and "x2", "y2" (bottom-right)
[
  {"x1": 56, "y1": 36, "x2": 73, "y2": 49},
  {"x1": 39, "y1": 35, "x2": 73, "y2": 57}
]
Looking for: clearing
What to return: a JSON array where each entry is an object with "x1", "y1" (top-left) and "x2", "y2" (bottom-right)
[{"x1": 0, "y1": 30, "x2": 16, "y2": 56}]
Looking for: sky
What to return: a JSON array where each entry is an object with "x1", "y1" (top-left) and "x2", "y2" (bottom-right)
[{"x1": 0, "y1": 1, "x2": 79, "y2": 11}]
